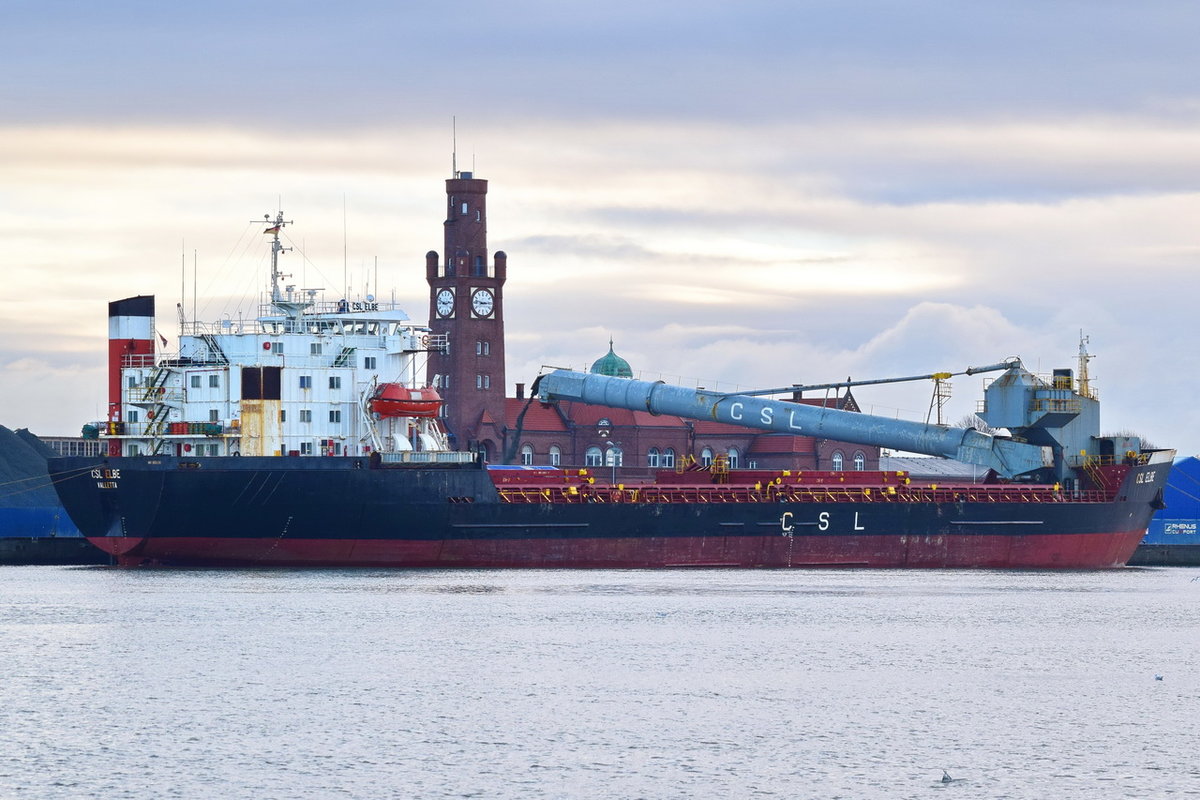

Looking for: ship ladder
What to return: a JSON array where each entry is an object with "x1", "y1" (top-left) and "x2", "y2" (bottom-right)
[{"x1": 198, "y1": 333, "x2": 230, "y2": 365}]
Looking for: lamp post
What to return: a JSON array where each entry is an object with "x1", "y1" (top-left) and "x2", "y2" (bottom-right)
[{"x1": 605, "y1": 440, "x2": 622, "y2": 485}]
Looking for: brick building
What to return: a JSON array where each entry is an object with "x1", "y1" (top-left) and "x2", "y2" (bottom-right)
[{"x1": 425, "y1": 171, "x2": 879, "y2": 480}]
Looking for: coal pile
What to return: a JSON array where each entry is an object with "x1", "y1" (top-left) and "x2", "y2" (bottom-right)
[{"x1": 0, "y1": 426, "x2": 63, "y2": 507}]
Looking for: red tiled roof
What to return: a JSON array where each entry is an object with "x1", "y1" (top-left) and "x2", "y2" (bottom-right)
[
  {"x1": 558, "y1": 401, "x2": 690, "y2": 430},
  {"x1": 504, "y1": 399, "x2": 570, "y2": 432}
]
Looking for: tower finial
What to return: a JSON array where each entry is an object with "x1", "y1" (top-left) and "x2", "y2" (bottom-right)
[{"x1": 452, "y1": 116, "x2": 458, "y2": 178}]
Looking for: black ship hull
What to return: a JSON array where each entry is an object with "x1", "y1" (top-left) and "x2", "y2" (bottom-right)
[{"x1": 49, "y1": 455, "x2": 1167, "y2": 569}]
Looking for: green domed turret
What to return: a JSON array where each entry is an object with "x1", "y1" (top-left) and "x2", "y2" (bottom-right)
[{"x1": 590, "y1": 339, "x2": 633, "y2": 378}]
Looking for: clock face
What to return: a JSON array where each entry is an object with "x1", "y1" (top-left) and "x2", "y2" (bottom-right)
[
  {"x1": 471, "y1": 289, "x2": 495, "y2": 318},
  {"x1": 435, "y1": 289, "x2": 455, "y2": 317}
]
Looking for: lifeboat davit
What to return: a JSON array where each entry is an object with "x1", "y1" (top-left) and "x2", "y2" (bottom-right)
[{"x1": 370, "y1": 384, "x2": 443, "y2": 418}]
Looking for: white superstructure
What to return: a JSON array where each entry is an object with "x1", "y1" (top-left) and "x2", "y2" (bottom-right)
[{"x1": 102, "y1": 213, "x2": 448, "y2": 459}]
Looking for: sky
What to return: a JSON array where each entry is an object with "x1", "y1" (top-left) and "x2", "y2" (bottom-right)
[{"x1": 3, "y1": 0, "x2": 1199, "y2": 454}]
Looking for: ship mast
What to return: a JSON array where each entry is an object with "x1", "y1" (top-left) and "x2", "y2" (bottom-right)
[
  {"x1": 1077, "y1": 331, "x2": 1094, "y2": 399},
  {"x1": 257, "y1": 211, "x2": 305, "y2": 323}
]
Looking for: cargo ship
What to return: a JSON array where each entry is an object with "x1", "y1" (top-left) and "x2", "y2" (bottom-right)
[
  {"x1": 48, "y1": 214, "x2": 1173, "y2": 568},
  {"x1": 1128, "y1": 455, "x2": 1200, "y2": 566},
  {"x1": 0, "y1": 425, "x2": 110, "y2": 565}
]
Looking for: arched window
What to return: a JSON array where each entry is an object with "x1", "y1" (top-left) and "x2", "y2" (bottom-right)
[
  {"x1": 700, "y1": 447, "x2": 714, "y2": 467},
  {"x1": 727, "y1": 447, "x2": 740, "y2": 469},
  {"x1": 662, "y1": 448, "x2": 676, "y2": 468},
  {"x1": 478, "y1": 441, "x2": 491, "y2": 463},
  {"x1": 605, "y1": 446, "x2": 623, "y2": 467},
  {"x1": 549, "y1": 446, "x2": 561, "y2": 467},
  {"x1": 647, "y1": 447, "x2": 660, "y2": 468},
  {"x1": 831, "y1": 451, "x2": 844, "y2": 471},
  {"x1": 585, "y1": 446, "x2": 602, "y2": 467},
  {"x1": 853, "y1": 451, "x2": 865, "y2": 471},
  {"x1": 520, "y1": 444, "x2": 534, "y2": 466}
]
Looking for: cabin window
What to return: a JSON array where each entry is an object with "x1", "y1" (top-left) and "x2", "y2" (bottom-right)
[
  {"x1": 271, "y1": 342, "x2": 283, "y2": 354},
  {"x1": 364, "y1": 356, "x2": 377, "y2": 370},
  {"x1": 727, "y1": 448, "x2": 740, "y2": 469},
  {"x1": 300, "y1": 442, "x2": 313, "y2": 456},
  {"x1": 280, "y1": 410, "x2": 286, "y2": 422},
  {"x1": 311, "y1": 343, "x2": 322, "y2": 356},
  {"x1": 520, "y1": 445, "x2": 533, "y2": 466},
  {"x1": 647, "y1": 448, "x2": 660, "y2": 468},
  {"x1": 126, "y1": 444, "x2": 141, "y2": 456},
  {"x1": 330, "y1": 409, "x2": 342, "y2": 424},
  {"x1": 549, "y1": 446, "x2": 561, "y2": 467},
  {"x1": 662, "y1": 448, "x2": 676, "y2": 468},
  {"x1": 854, "y1": 451, "x2": 866, "y2": 471},
  {"x1": 700, "y1": 447, "x2": 714, "y2": 467},
  {"x1": 127, "y1": 376, "x2": 137, "y2": 389},
  {"x1": 127, "y1": 410, "x2": 139, "y2": 423},
  {"x1": 209, "y1": 374, "x2": 219, "y2": 388},
  {"x1": 300, "y1": 409, "x2": 312, "y2": 423},
  {"x1": 209, "y1": 409, "x2": 219, "y2": 423},
  {"x1": 832, "y1": 451, "x2": 844, "y2": 471},
  {"x1": 329, "y1": 376, "x2": 342, "y2": 390},
  {"x1": 299, "y1": 375, "x2": 312, "y2": 389},
  {"x1": 190, "y1": 375, "x2": 201, "y2": 388},
  {"x1": 585, "y1": 447, "x2": 602, "y2": 467}
]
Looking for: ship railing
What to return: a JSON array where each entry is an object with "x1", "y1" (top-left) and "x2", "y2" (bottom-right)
[
  {"x1": 378, "y1": 451, "x2": 478, "y2": 465},
  {"x1": 1070, "y1": 453, "x2": 1150, "y2": 468},
  {"x1": 495, "y1": 483, "x2": 1113, "y2": 505},
  {"x1": 121, "y1": 353, "x2": 159, "y2": 369}
]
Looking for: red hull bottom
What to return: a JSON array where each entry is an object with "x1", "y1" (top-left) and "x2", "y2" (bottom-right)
[{"x1": 93, "y1": 530, "x2": 1148, "y2": 569}]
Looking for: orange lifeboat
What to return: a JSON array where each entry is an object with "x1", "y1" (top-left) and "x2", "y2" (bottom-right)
[{"x1": 370, "y1": 384, "x2": 443, "y2": 418}]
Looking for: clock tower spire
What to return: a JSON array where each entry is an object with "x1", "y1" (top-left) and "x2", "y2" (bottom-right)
[{"x1": 425, "y1": 170, "x2": 508, "y2": 460}]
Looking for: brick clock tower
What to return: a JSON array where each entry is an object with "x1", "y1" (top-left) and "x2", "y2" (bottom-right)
[{"x1": 425, "y1": 172, "x2": 508, "y2": 460}]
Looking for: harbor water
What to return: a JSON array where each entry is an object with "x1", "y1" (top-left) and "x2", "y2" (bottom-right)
[{"x1": 2, "y1": 566, "x2": 1198, "y2": 799}]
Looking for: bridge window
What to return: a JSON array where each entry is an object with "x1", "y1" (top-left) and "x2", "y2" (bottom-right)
[
  {"x1": 854, "y1": 451, "x2": 866, "y2": 471},
  {"x1": 647, "y1": 447, "x2": 660, "y2": 468},
  {"x1": 585, "y1": 446, "x2": 602, "y2": 467},
  {"x1": 832, "y1": 451, "x2": 844, "y2": 471}
]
